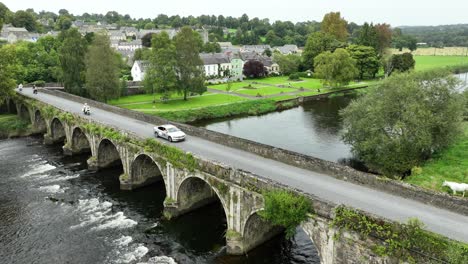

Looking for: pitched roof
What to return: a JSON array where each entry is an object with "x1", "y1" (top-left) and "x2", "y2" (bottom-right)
[
  {"x1": 134, "y1": 60, "x2": 150, "y2": 72},
  {"x1": 200, "y1": 53, "x2": 231, "y2": 65}
]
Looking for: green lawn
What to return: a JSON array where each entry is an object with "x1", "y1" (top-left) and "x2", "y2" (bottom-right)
[
  {"x1": 236, "y1": 86, "x2": 298, "y2": 96},
  {"x1": 405, "y1": 122, "x2": 468, "y2": 196},
  {"x1": 208, "y1": 82, "x2": 253, "y2": 92},
  {"x1": 414, "y1": 55, "x2": 468, "y2": 71},
  {"x1": 113, "y1": 93, "x2": 249, "y2": 112}
]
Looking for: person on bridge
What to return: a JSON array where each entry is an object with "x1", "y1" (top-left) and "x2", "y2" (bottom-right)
[
  {"x1": 18, "y1": 83, "x2": 23, "y2": 91},
  {"x1": 82, "y1": 103, "x2": 91, "y2": 115},
  {"x1": 32, "y1": 84, "x2": 38, "y2": 94}
]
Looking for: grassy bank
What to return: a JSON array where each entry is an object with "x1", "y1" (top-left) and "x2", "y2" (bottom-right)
[
  {"x1": 414, "y1": 56, "x2": 468, "y2": 71},
  {"x1": 0, "y1": 114, "x2": 31, "y2": 138},
  {"x1": 156, "y1": 99, "x2": 286, "y2": 123},
  {"x1": 405, "y1": 122, "x2": 468, "y2": 196}
]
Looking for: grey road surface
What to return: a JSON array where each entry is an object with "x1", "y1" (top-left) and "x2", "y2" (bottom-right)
[{"x1": 18, "y1": 88, "x2": 468, "y2": 242}]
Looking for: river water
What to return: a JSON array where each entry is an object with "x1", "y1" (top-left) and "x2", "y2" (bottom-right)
[
  {"x1": 0, "y1": 137, "x2": 320, "y2": 264},
  {"x1": 194, "y1": 95, "x2": 355, "y2": 163}
]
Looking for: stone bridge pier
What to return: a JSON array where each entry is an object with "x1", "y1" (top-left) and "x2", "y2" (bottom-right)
[{"x1": 301, "y1": 216, "x2": 393, "y2": 264}]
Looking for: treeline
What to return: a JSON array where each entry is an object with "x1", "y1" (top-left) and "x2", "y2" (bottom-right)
[
  {"x1": 1, "y1": 2, "x2": 417, "y2": 48},
  {"x1": 0, "y1": 28, "x2": 131, "y2": 103},
  {"x1": 401, "y1": 24, "x2": 468, "y2": 47}
]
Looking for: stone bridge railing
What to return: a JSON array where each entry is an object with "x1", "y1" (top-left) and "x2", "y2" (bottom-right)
[{"x1": 7, "y1": 94, "x2": 465, "y2": 264}]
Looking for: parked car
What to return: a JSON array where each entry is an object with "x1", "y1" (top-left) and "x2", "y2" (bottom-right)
[{"x1": 154, "y1": 124, "x2": 186, "y2": 142}]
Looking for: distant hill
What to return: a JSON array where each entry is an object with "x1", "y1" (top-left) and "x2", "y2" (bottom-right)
[{"x1": 398, "y1": 24, "x2": 468, "y2": 47}]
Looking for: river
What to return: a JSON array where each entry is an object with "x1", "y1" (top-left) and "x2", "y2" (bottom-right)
[
  {"x1": 194, "y1": 95, "x2": 355, "y2": 163},
  {"x1": 0, "y1": 137, "x2": 320, "y2": 264}
]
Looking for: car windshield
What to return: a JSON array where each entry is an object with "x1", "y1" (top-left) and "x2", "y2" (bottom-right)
[{"x1": 167, "y1": 127, "x2": 180, "y2": 133}]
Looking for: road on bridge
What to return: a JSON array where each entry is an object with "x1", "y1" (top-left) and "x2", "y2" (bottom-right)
[{"x1": 19, "y1": 88, "x2": 468, "y2": 243}]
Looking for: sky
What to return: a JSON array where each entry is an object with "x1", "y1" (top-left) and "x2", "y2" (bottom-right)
[{"x1": 2, "y1": 0, "x2": 468, "y2": 26}]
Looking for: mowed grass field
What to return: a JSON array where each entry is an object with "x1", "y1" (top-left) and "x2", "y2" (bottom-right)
[
  {"x1": 110, "y1": 93, "x2": 249, "y2": 112},
  {"x1": 414, "y1": 55, "x2": 468, "y2": 71},
  {"x1": 405, "y1": 122, "x2": 468, "y2": 196}
]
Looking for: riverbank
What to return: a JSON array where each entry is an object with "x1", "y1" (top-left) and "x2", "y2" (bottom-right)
[
  {"x1": 405, "y1": 122, "x2": 468, "y2": 196},
  {"x1": 0, "y1": 114, "x2": 33, "y2": 139}
]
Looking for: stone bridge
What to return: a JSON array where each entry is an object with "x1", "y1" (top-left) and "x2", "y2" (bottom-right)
[{"x1": 2, "y1": 95, "x2": 463, "y2": 264}]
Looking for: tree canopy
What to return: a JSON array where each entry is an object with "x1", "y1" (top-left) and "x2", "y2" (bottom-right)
[
  {"x1": 59, "y1": 28, "x2": 88, "y2": 95},
  {"x1": 314, "y1": 48, "x2": 358, "y2": 87},
  {"x1": 347, "y1": 45, "x2": 380, "y2": 80},
  {"x1": 321, "y1": 12, "x2": 348, "y2": 42},
  {"x1": 0, "y1": 45, "x2": 16, "y2": 103},
  {"x1": 302, "y1": 32, "x2": 341, "y2": 71},
  {"x1": 243, "y1": 60, "x2": 266, "y2": 78},
  {"x1": 85, "y1": 33, "x2": 120, "y2": 102},
  {"x1": 174, "y1": 27, "x2": 206, "y2": 100},
  {"x1": 341, "y1": 70, "x2": 465, "y2": 177},
  {"x1": 144, "y1": 31, "x2": 177, "y2": 101}
]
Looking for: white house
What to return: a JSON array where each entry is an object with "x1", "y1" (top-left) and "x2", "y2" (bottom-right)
[
  {"x1": 200, "y1": 53, "x2": 231, "y2": 78},
  {"x1": 131, "y1": 60, "x2": 149, "y2": 81},
  {"x1": 117, "y1": 40, "x2": 142, "y2": 51}
]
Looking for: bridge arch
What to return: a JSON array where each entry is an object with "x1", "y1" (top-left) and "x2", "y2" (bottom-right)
[
  {"x1": 174, "y1": 176, "x2": 229, "y2": 224},
  {"x1": 97, "y1": 138, "x2": 123, "y2": 169},
  {"x1": 240, "y1": 210, "x2": 282, "y2": 252},
  {"x1": 71, "y1": 127, "x2": 91, "y2": 154},
  {"x1": 33, "y1": 110, "x2": 47, "y2": 133},
  {"x1": 7, "y1": 99, "x2": 17, "y2": 114},
  {"x1": 130, "y1": 154, "x2": 166, "y2": 189},
  {"x1": 50, "y1": 117, "x2": 66, "y2": 143},
  {"x1": 19, "y1": 104, "x2": 31, "y2": 122}
]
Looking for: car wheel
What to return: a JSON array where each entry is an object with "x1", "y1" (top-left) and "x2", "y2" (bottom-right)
[
  {"x1": 155, "y1": 131, "x2": 159, "y2": 137},
  {"x1": 168, "y1": 136, "x2": 173, "y2": 142}
]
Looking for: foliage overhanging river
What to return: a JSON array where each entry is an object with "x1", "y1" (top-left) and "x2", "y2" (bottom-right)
[{"x1": 0, "y1": 137, "x2": 320, "y2": 264}]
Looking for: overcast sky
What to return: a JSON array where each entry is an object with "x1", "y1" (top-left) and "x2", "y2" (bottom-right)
[{"x1": 2, "y1": 0, "x2": 467, "y2": 26}]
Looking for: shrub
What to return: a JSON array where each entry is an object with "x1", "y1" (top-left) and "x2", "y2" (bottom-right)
[
  {"x1": 258, "y1": 189, "x2": 311, "y2": 238},
  {"x1": 34, "y1": 80, "x2": 46, "y2": 87},
  {"x1": 288, "y1": 73, "x2": 301, "y2": 81}
]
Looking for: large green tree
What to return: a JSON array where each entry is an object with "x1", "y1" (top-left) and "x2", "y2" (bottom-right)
[
  {"x1": 302, "y1": 32, "x2": 341, "y2": 71},
  {"x1": 347, "y1": 45, "x2": 380, "y2": 80},
  {"x1": 314, "y1": 48, "x2": 358, "y2": 88},
  {"x1": 144, "y1": 31, "x2": 177, "y2": 101},
  {"x1": 59, "y1": 28, "x2": 87, "y2": 95},
  {"x1": 321, "y1": 12, "x2": 348, "y2": 42},
  {"x1": 85, "y1": 33, "x2": 120, "y2": 102},
  {"x1": 0, "y1": 45, "x2": 16, "y2": 103},
  {"x1": 341, "y1": 70, "x2": 464, "y2": 177},
  {"x1": 13, "y1": 36, "x2": 61, "y2": 83},
  {"x1": 385, "y1": 52, "x2": 415, "y2": 76},
  {"x1": 273, "y1": 53, "x2": 301, "y2": 75},
  {"x1": 174, "y1": 27, "x2": 206, "y2": 100},
  {"x1": 12, "y1": 10, "x2": 36, "y2": 31},
  {"x1": 356, "y1": 22, "x2": 378, "y2": 51}
]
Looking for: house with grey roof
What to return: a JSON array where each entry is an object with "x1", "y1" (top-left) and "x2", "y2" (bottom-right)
[
  {"x1": 0, "y1": 25, "x2": 30, "y2": 43},
  {"x1": 274, "y1": 44, "x2": 299, "y2": 54},
  {"x1": 117, "y1": 39, "x2": 142, "y2": 51},
  {"x1": 108, "y1": 30, "x2": 126, "y2": 41},
  {"x1": 200, "y1": 53, "x2": 232, "y2": 78},
  {"x1": 241, "y1": 45, "x2": 272, "y2": 54},
  {"x1": 131, "y1": 60, "x2": 150, "y2": 81}
]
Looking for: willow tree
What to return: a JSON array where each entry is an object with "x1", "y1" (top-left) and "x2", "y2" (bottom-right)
[
  {"x1": 85, "y1": 33, "x2": 120, "y2": 102},
  {"x1": 58, "y1": 28, "x2": 87, "y2": 95}
]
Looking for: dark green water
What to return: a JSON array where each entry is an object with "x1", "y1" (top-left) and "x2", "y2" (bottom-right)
[{"x1": 0, "y1": 137, "x2": 320, "y2": 264}]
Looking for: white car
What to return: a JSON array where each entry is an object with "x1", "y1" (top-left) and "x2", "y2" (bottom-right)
[{"x1": 154, "y1": 124, "x2": 186, "y2": 142}]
